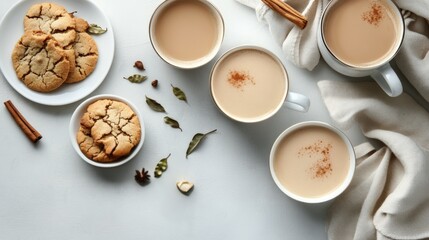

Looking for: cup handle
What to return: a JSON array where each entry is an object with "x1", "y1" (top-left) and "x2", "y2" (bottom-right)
[
  {"x1": 283, "y1": 91, "x2": 310, "y2": 112},
  {"x1": 370, "y1": 63, "x2": 403, "y2": 97}
]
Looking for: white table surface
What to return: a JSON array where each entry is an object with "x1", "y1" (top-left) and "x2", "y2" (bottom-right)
[{"x1": 3, "y1": 0, "x2": 425, "y2": 239}]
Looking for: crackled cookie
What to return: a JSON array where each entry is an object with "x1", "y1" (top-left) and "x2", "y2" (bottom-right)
[
  {"x1": 65, "y1": 31, "x2": 98, "y2": 83},
  {"x1": 65, "y1": 18, "x2": 98, "y2": 83},
  {"x1": 24, "y1": 2, "x2": 76, "y2": 48},
  {"x1": 12, "y1": 30, "x2": 70, "y2": 92},
  {"x1": 75, "y1": 17, "x2": 89, "y2": 33},
  {"x1": 24, "y1": 3, "x2": 77, "y2": 82},
  {"x1": 77, "y1": 99, "x2": 141, "y2": 163}
]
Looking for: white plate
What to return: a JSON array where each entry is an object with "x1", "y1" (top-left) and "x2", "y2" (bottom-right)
[{"x1": 0, "y1": 0, "x2": 114, "y2": 106}]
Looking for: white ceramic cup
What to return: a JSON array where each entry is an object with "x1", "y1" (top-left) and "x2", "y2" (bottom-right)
[
  {"x1": 149, "y1": 0, "x2": 224, "y2": 69},
  {"x1": 269, "y1": 121, "x2": 355, "y2": 203},
  {"x1": 210, "y1": 45, "x2": 310, "y2": 123},
  {"x1": 317, "y1": 0, "x2": 405, "y2": 97}
]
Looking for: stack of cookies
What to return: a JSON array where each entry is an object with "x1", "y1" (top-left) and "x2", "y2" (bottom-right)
[{"x1": 11, "y1": 2, "x2": 99, "y2": 93}]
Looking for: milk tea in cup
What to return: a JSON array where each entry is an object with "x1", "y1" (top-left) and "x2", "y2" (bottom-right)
[
  {"x1": 322, "y1": 0, "x2": 402, "y2": 67},
  {"x1": 149, "y1": 0, "x2": 224, "y2": 69},
  {"x1": 318, "y1": 0, "x2": 405, "y2": 97},
  {"x1": 210, "y1": 46, "x2": 310, "y2": 123},
  {"x1": 269, "y1": 122, "x2": 355, "y2": 203}
]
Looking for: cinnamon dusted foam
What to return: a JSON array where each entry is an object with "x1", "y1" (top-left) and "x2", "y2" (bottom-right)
[{"x1": 273, "y1": 126, "x2": 350, "y2": 198}]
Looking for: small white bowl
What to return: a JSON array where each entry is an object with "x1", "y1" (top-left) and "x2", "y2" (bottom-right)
[{"x1": 69, "y1": 94, "x2": 145, "y2": 168}]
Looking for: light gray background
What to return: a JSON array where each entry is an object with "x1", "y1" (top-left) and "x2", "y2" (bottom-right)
[{"x1": 2, "y1": 0, "x2": 420, "y2": 239}]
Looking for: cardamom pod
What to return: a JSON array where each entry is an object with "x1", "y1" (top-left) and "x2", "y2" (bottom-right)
[
  {"x1": 124, "y1": 74, "x2": 147, "y2": 83},
  {"x1": 87, "y1": 24, "x2": 107, "y2": 35},
  {"x1": 154, "y1": 154, "x2": 171, "y2": 178}
]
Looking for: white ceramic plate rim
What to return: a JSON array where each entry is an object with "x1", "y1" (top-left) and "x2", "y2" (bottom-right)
[
  {"x1": 0, "y1": 0, "x2": 115, "y2": 106},
  {"x1": 69, "y1": 94, "x2": 145, "y2": 168}
]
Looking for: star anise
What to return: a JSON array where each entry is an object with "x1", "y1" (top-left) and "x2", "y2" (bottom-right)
[{"x1": 135, "y1": 168, "x2": 151, "y2": 185}]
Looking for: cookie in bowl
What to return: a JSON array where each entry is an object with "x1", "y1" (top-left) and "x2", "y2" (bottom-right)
[{"x1": 70, "y1": 95, "x2": 144, "y2": 167}]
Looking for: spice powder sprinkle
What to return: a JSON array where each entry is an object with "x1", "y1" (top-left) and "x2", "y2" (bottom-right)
[
  {"x1": 362, "y1": 1, "x2": 384, "y2": 26},
  {"x1": 298, "y1": 140, "x2": 333, "y2": 179},
  {"x1": 227, "y1": 70, "x2": 255, "y2": 89}
]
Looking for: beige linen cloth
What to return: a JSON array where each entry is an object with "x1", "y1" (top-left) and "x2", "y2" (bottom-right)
[
  {"x1": 319, "y1": 81, "x2": 429, "y2": 240},
  {"x1": 235, "y1": 0, "x2": 429, "y2": 239}
]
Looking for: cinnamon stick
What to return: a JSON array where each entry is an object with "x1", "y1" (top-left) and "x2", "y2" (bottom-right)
[
  {"x1": 262, "y1": 0, "x2": 308, "y2": 29},
  {"x1": 4, "y1": 100, "x2": 42, "y2": 143}
]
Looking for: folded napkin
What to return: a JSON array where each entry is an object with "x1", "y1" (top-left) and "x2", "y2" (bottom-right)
[
  {"x1": 235, "y1": 0, "x2": 429, "y2": 101},
  {"x1": 318, "y1": 80, "x2": 429, "y2": 240},
  {"x1": 235, "y1": 0, "x2": 325, "y2": 70}
]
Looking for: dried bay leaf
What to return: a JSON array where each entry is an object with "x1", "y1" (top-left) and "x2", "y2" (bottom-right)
[
  {"x1": 154, "y1": 154, "x2": 171, "y2": 178},
  {"x1": 164, "y1": 116, "x2": 182, "y2": 131},
  {"x1": 124, "y1": 74, "x2": 147, "y2": 83},
  {"x1": 171, "y1": 84, "x2": 187, "y2": 102},
  {"x1": 145, "y1": 96, "x2": 166, "y2": 113},
  {"x1": 87, "y1": 24, "x2": 107, "y2": 35},
  {"x1": 186, "y1": 129, "x2": 217, "y2": 158}
]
